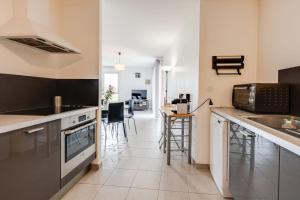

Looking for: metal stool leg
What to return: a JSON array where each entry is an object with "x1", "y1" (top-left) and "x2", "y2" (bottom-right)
[
  {"x1": 127, "y1": 118, "x2": 131, "y2": 130},
  {"x1": 181, "y1": 119, "x2": 184, "y2": 152},
  {"x1": 132, "y1": 118, "x2": 138, "y2": 134},
  {"x1": 122, "y1": 122, "x2": 128, "y2": 141},
  {"x1": 188, "y1": 116, "x2": 192, "y2": 164},
  {"x1": 167, "y1": 116, "x2": 171, "y2": 165}
]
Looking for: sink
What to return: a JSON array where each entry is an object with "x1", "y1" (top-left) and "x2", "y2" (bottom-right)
[{"x1": 246, "y1": 115, "x2": 300, "y2": 138}]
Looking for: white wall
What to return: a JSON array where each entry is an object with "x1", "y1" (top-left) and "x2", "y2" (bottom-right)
[
  {"x1": 197, "y1": 0, "x2": 258, "y2": 164},
  {"x1": 102, "y1": 67, "x2": 153, "y2": 102},
  {"x1": 162, "y1": 4, "x2": 200, "y2": 107},
  {"x1": 57, "y1": 0, "x2": 100, "y2": 79},
  {"x1": 257, "y1": 0, "x2": 300, "y2": 82},
  {"x1": 162, "y1": 0, "x2": 200, "y2": 158}
]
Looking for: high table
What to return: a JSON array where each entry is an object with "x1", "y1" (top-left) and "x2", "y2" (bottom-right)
[{"x1": 160, "y1": 105, "x2": 194, "y2": 165}]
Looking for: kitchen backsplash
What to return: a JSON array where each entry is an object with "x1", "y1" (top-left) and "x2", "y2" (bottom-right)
[
  {"x1": 0, "y1": 73, "x2": 99, "y2": 113},
  {"x1": 278, "y1": 66, "x2": 300, "y2": 116},
  {"x1": 56, "y1": 79, "x2": 99, "y2": 107}
]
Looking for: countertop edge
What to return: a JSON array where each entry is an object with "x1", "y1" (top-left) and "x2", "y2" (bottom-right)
[
  {"x1": 0, "y1": 107, "x2": 99, "y2": 134},
  {"x1": 211, "y1": 107, "x2": 300, "y2": 156}
]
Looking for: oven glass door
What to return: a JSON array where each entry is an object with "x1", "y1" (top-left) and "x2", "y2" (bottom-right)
[{"x1": 64, "y1": 121, "x2": 96, "y2": 162}]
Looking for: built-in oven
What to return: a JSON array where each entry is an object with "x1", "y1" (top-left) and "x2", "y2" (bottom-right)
[{"x1": 60, "y1": 110, "x2": 97, "y2": 186}]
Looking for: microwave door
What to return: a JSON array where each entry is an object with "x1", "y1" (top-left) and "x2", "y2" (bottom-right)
[{"x1": 234, "y1": 88, "x2": 251, "y2": 107}]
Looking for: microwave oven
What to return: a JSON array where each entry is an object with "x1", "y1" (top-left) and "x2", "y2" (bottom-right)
[{"x1": 232, "y1": 83, "x2": 290, "y2": 114}]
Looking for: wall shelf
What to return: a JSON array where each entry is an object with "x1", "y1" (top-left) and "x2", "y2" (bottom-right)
[{"x1": 212, "y1": 55, "x2": 244, "y2": 75}]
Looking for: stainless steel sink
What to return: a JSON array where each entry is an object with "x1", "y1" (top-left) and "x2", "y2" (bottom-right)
[{"x1": 246, "y1": 115, "x2": 300, "y2": 138}]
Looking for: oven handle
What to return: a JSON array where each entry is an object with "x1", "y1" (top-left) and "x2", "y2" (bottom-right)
[{"x1": 64, "y1": 121, "x2": 97, "y2": 135}]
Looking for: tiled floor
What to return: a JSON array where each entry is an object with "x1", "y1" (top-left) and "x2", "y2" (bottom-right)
[{"x1": 62, "y1": 112, "x2": 224, "y2": 200}]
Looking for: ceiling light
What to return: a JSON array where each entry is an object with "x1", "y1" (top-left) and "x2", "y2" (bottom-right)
[
  {"x1": 114, "y1": 63, "x2": 126, "y2": 71},
  {"x1": 114, "y1": 52, "x2": 126, "y2": 71}
]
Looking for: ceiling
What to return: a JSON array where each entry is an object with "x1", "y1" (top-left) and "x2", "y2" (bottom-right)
[{"x1": 102, "y1": 0, "x2": 198, "y2": 68}]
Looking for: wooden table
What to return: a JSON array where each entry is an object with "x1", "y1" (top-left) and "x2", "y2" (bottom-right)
[{"x1": 160, "y1": 105, "x2": 194, "y2": 165}]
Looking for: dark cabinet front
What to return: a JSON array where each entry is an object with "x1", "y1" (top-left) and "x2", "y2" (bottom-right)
[
  {"x1": 0, "y1": 120, "x2": 61, "y2": 200},
  {"x1": 229, "y1": 123, "x2": 279, "y2": 200},
  {"x1": 279, "y1": 147, "x2": 300, "y2": 200}
]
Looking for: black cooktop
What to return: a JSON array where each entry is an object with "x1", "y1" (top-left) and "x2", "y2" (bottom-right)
[{"x1": 2, "y1": 106, "x2": 88, "y2": 116}]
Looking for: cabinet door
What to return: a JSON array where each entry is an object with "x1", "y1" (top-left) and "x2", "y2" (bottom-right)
[
  {"x1": 0, "y1": 120, "x2": 61, "y2": 200},
  {"x1": 210, "y1": 113, "x2": 230, "y2": 197},
  {"x1": 229, "y1": 124, "x2": 279, "y2": 200},
  {"x1": 210, "y1": 114, "x2": 223, "y2": 187},
  {"x1": 279, "y1": 147, "x2": 300, "y2": 200}
]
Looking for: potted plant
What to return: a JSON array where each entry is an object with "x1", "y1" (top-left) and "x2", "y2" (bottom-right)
[{"x1": 103, "y1": 85, "x2": 115, "y2": 105}]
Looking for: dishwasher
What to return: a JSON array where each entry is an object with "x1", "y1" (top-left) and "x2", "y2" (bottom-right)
[{"x1": 210, "y1": 113, "x2": 231, "y2": 198}]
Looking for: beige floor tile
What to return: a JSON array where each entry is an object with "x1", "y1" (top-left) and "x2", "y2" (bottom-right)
[
  {"x1": 79, "y1": 168, "x2": 113, "y2": 185},
  {"x1": 162, "y1": 160, "x2": 204, "y2": 174},
  {"x1": 139, "y1": 158, "x2": 163, "y2": 171},
  {"x1": 120, "y1": 148, "x2": 148, "y2": 158},
  {"x1": 189, "y1": 193, "x2": 224, "y2": 200},
  {"x1": 168, "y1": 161, "x2": 207, "y2": 175},
  {"x1": 132, "y1": 170, "x2": 161, "y2": 189},
  {"x1": 61, "y1": 184, "x2": 100, "y2": 200},
  {"x1": 158, "y1": 190, "x2": 189, "y2": 200},
  {"x1": 126, "y1": 188, "x2": 158, "y2": 200},
  {"x1": 145, "y1": 149, "x2": 164, "y2": 159},
  {"x1": 117, "y1": 158, "x2": 142, "y2": 170},
  {"x1": 128, "y1": 140, "x2": 156, "y2": 147},
  {"x1": 159, "y1": 172, "x2": 189, "y2": 192},
  {"x1": 64, "y1": 113, "x2": 222, "y2": 200},
  {"x1": 161, "y1": 162, "x2": 184, "y2": 174},
  {"x1": 105, "y1": 169, "x2": 137, "y2": 187},
  {"x1": 187, "y1": 174, "x2": 218, "y2": 194},
  {"x1": 93, "y1": 186, "x2": 129, "y2": 200},
  {"x1": 101, "y1": 158, "x2": 119, "y2": 169}
]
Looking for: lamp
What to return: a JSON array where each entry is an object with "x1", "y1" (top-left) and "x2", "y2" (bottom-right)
[
  {"x1": 161, "y1": 66, "x2": 172, "y2": 72},
  {"x1": 114, "y1": 52, "x2": 126, "y2": 71},
  {"x1": 161, "y1": 66, "x2": 172, "y2": 104},
  {"x1": 190, "y1": 98, "x2": 214, "y2": 114}
]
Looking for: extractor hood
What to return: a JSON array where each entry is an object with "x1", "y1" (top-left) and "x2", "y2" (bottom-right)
[{"x1": 0, "y1": 0, "x2": 81, "y2": 54}]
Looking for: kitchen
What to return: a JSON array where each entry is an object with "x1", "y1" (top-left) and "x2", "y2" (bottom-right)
[
  {"x1": 201, "y1": 0, "x2": 300, "y2": 199},
  {"x1": 1, "y1": 0, "x2": 300, "y2": 200},
  {"x1": 0, "y1": 0, "x2": 100, "y2": 199}
]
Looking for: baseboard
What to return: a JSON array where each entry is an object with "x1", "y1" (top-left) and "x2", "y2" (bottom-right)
[
  {"x1": 192, "y1": 159, "x2": 210, "y2": 169},
  {"x1": 91, "y1": 161, "x2": 102, "y2": 170},
  {"x1": 50, "y1": 160, "x2": 102, "y2": 200},
  {"x1": 50, "y1": 166, "x2": 90, "y2": 200}
]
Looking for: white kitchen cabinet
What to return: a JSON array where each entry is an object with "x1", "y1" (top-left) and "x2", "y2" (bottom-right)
[{"x1": 210, "y1": 113, "x2": 231, "y2": 198}]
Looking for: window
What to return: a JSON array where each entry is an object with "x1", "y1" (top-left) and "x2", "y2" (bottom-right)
[{"x1": 103, "y1": 73, "x2": 119, "y2": 101}]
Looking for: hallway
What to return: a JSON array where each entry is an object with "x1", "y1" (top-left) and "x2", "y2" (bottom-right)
[{"x1": 62, "y1": 113, "x2": 223, "y2": 200}]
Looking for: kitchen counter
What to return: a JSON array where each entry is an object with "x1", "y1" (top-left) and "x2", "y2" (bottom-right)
[
  {"x1": 0, "y1": 106, "x2": 99, "y2": 134},
  {"x1": 211, "y1": 107, "x2": 300, "y2": 156}
]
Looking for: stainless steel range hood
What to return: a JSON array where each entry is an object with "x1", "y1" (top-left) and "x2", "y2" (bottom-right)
[{"x1": 0, "y1": 0, "x2": 81, "y2": 54}]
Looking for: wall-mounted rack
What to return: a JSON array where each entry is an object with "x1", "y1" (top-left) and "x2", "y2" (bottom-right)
[{"x1": 212, "y1": 55, "x2": 244, "y2": 75}]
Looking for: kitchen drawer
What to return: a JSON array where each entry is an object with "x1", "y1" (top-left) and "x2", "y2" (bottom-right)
[
  {"x1": 0, "y1": 120, "x2": 61, "y2": 200},
  {"x1": 279, "y1": 147, "x2": 300, "y2": 200}
]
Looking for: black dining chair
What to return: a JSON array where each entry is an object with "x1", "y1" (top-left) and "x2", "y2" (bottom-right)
[
  {"x1": 102, "y1": 102, "x2": 128, "y2": 146},
  {"x1": 125, "y1": 100, "x2": 137, "y2": 134}
]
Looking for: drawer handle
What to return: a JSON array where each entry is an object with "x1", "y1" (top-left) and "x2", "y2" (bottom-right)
[{"x1": 24, "y1": 127, "x2": 45, "y2": 134}]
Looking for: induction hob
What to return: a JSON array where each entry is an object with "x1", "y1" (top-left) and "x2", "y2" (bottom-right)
[
  {"x1": 247, "y1": 116, "x2": 300, "y2": 138},
  {"x1": 1, "y1": 106, "x2": 89, "y2": 116}
]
